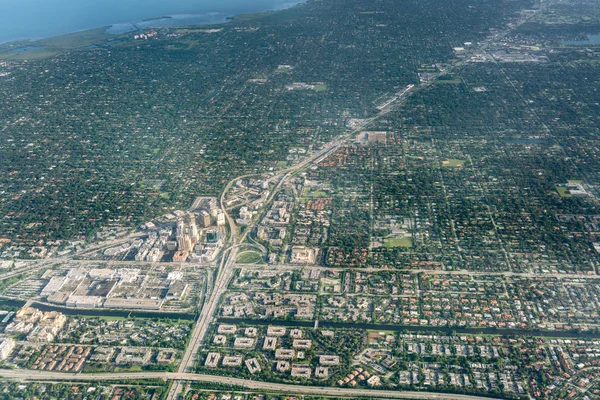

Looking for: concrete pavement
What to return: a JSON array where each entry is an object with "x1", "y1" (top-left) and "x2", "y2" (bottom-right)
[{"x1": 0, "y1": 368, "x2": 501, "y2": 400}]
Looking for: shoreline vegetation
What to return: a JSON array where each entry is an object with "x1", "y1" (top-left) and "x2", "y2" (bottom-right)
[
  {"x1": 141, "y1": 15, "x2": 173, "y2": 22},
  {"x1": 0, "y1": 1, "x2": 305, "y2": 61}
]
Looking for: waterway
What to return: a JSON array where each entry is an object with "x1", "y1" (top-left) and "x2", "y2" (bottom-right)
[
  {"x1": 0, "y1": 298, "x2": 27, "y2": 309},
  {"x1": 218, "y1": 318, "x2": 600, "y2": 339},
  {"x1": 32, "y1": 302, "x2": 196, "y2": 321},
  {"x1": 561, "y1": 34, "x2": 600, "y2": 46},
  {"x1": 0, "y1": 0, "x2": 306, "y2": 45}
]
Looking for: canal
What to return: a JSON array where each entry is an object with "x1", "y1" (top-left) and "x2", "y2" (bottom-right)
[
  {"x1": 32, "y1": 301, "x2": 197, "y2": 321},
  {"x1": 217, "y1": 318, "x2": 600, "y2": 339}
]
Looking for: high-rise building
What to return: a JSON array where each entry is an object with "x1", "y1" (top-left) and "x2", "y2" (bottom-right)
[
  {"x1": 217, "y1": 211, "x2": 226, "y2": 226},
  {"x1": 176, "y1": 218, "x2": 186, "y2": 238},
  {"x1": 176, "y1": 218, "x2": 193, "y2": 251},
  {"x1": 200, "y1": 210, "x2": 211, "y2": 227},
  {"x1": 189, "y1": 217, "x2": 199, "y2": 242},
  {"x1": 178, "y1": 236, "x2": 192, "y2": 252}
]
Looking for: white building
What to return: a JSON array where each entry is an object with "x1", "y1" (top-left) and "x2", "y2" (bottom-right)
[
  {"x1": 239, "y1": 207, "x2": 253, "y2": 222},
  {"x1": 88, "y1": 268, "x2": 115, "y2": 280},
  {"x1": 40, "y1": 276, "x2": 69, "y2": 297},
  {"x1": 145, "y1": 248, "x2": 163, "y2": 262},
  {"x1": 217, "y1": 211, "x2": 226, "y2": 226},
  {"x1": 0, "y1": 338, "x2": 15, "y2": 360},
  {"x1": 234, "y1": 337, "x2": 255, "y2": 349}
]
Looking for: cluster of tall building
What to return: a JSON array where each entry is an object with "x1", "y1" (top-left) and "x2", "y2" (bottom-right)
[
  {"x1": 173, "y1": 209, "x2": 224, "y2": 263},
  {"x1": 199, "y1": 198, "x2": 226, "y2": 226},
  {"x1": 176, "y1": 214, "x2": 200, "y2": 252}
]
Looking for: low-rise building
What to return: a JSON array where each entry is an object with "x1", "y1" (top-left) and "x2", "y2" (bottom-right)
[
  {"x1": 267, "y1": 326, "x2": 286, "y2": 336},
  {"x1": 205, "y1": 352, "x2": 221, "y2": 368},
  {"x1": 234, "y1": 337, "x2": 255, "y2": 349},
  {"x1": 275, "y1": 349, "x2": 295, "y2": 360},
  {"x1": 217, "y1": 325, "x2": 237, "y2": 334},
  {"x1": 291, "y1": 365, "x2": 312, "y2": 378},
  {"x1": 222, "y1": 355, "x2": 243, "y2": 367},
  {"x1": 292, "y1": 339, "x2": 312, "y2": 349},
  {"x1": 173, "y1": 250, "x2": 189, "y2": 262},
  {"x1": 0, "y1": 338, "x2": 15, "y2": 360},
  {"x1": 104, "y1": 298, "x2": 163, "y2": 310},
  {"x1": 275, "y1": 360, "x2": 290, "y2": 372},
  {"x1": 290, "y1": 246, "x2": 317, "y2": 264},
  {"x1": 165, "y1": 281, "x2": 188, "y2": 300},
  {"x1": 315, "y1": 366, "x2": 329, "y2": 379},
  {"x1": 89, "y1": 347, "x2": 114, "y2": 363},
  {"x1": 66, "y1": 295, "x2": 102, "y2": 309},
  {"x1": 89, "y1": 269, "x2": 115, "y2": 280},
  {"x1": 213, "y1": 335, "x2": 227, "y2": 345},
  {"x1": 156, "y1": 350, "x2": 177, "y2": 365},
  {"x1": 263, "y1": 336, "x2": 277, "y2": 350},
  {"x1": 368, "y1": 375, "x2": 381, "y2": 387},
  {"x1": 319, "y1": 355, "x2": 340, "y2": 365},
  {"x1": 115, "y1": 347, "x2": 152, "y2": 365},
  {"x1": 289, "y1": 329, "x2": 303, "y2": 338},
  {"x1": 245, "y1": 358, "x2": 261, "y2": 374},
  {"x1": 40, "y1": 276, "x2": 69, "y2": 297}
]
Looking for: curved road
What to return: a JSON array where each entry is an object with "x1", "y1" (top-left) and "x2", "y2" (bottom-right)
[{"x1": 164, "y1": 11, "x2": 544, "y2": 398}]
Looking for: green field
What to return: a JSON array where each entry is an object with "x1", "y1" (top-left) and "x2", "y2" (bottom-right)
[
  {"x1": 435, "y1": 77, "x2": 462, "y2": 84},
  {"x1": 301, "y1": 188, "x2": 329, "y2": 198},
  {"x1": 237, "y1": 251, "x2": 264, "y2": 264},
  {"x1": 556, "y1": 186, "x2": 572, "y2": 198},
  {"x1": 313, "y1": 84, "x2": 329, "y2": 92},
  {"x1": 442, "y1": 159, "x2": 466, "y2": 167},
  {"x1": 384, "y1": 237, "x2": 413, "y2": 248}
]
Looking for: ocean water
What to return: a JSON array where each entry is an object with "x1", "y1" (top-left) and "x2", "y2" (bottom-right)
[{"x1": 0, "y1": 0, "x2": 304, "y2": 44}]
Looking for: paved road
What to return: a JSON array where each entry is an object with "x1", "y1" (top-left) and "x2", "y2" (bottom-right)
[
  {"x1": 0, "y1": 369, "x2": 500, "y2": 400},
  {"x1": 168, "y1": 171, "x2": 250, "y2": 399},
  {"x1": 166, "y1": 123, "x2": 378, "y2": 398},
  {"x1": 4, "y1": 9, "x2": 550, "y2": 400},
  {"x1": 238, "y1": 263, "x2": 600, "y2": 279},
  {"x1": 163, "y1": 14, "x2": 550, "y2": 394}
]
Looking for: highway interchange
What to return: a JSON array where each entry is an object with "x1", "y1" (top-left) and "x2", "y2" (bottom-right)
[{"x1": 0, "y1": 12, "x2": 542, "y2": 399}]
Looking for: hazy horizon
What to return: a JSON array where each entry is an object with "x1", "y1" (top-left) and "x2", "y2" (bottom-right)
[{"x1": 0, "y1": 0, "x2": 304, "y2": 44}]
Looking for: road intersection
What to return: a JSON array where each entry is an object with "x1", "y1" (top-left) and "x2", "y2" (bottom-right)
[{"x1": 0, "y1": 13, "x2": 542, "y2": 399}]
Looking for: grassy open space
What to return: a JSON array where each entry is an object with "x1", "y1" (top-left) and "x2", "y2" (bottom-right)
[
  {"x1": 383, "y1": 237, "x2": 413, "y2": 248},
  {"x1": 236, "y1": 251, "x2": 264, "y2": 264},
  {"x1": 301, "y1": 188, "x2": 329, "y2": 198},
  {"x1": 442, "y1": 159, "x2": 466, "y2": 167},
  {"x1": 313, "y1": 84, "x2": 329, "y2": 92},
  {"x1": 556, "y1": 186, "x2": 572, "y2": 198},
  {"x1": 435, "y1": 77, "x2": 462, "y2": 84}
]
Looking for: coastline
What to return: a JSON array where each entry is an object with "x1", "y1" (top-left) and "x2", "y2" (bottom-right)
[{"x1": 0, "y1": 0, "x2": 306, "y2": 47}]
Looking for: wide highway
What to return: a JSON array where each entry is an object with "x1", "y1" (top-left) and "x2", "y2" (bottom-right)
[{"x1": 0, "y1": 368, "x2": 500, "y2": 400}]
